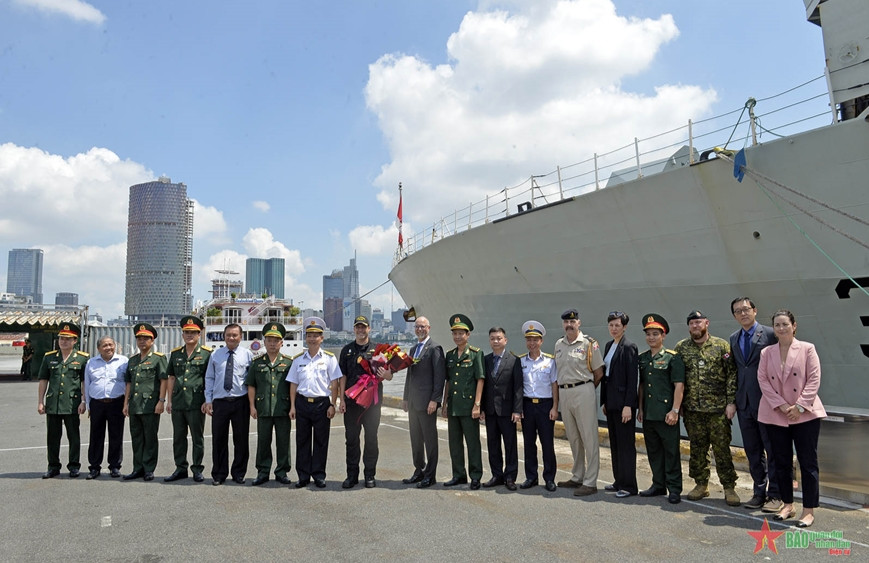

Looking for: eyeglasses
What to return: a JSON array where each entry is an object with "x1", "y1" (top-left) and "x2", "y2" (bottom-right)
[
  {"x1": 414, "y1": 325, "x2": 428, "y2": 329},
  {"x1": 733, "y1": 307, "x2": 754, "y2": 315}
]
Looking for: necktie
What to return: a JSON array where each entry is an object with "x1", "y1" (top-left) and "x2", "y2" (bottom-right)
[
  {"x1": 741, "y1": 331, "x2": 751, "y2": 362},
  {"x1": 224, "y1": 349, "x2": 235, "y2": 391},
  {"x1": 492, "y1": 355, "x2": 501, "y2": 376},
  {"x1": 414, "y1": 342, "x2": 422, "y2": 359}
]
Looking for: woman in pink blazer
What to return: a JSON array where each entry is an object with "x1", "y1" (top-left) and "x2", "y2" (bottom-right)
[{"x1": 757, "y1": 310, "x2": 826, "y2": 528}]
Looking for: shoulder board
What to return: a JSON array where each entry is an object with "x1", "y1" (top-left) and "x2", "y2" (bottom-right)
[
  {"x1": 543, "y1": 352, "x2": 555, "y2": 359},
  {"x1": 585, "y1": 336, "x2": 597, "y2": 343},
  {"x1": 665, "y1": 349, "x2": 677, "y2": 355},
  {"x1": 469, "y1": 345, "x2": 480, "y2": 352},
  {"x1": 291, "y1": 352, "x2": 305, "y2": 360},
  {"x1": 253, "y1": 352, "x2": 267, "y2": 360},
  {"x1": 201, "y1": 345, "x2": 213, "y2": 351},
  {"x1": 45, "y1": 350, "x2": 58, "y2": 356},
  {"x1": 75, "y1": 350, "x2": 90, "y2": 357},
  {"x1": 323, "y1": 350, "x2": 335, "y2": 356},
  {"x1": 153, "y1": 351, "x2": 165, "y2": 357},
  {"x1": 517, "y1": 353, "x2": 528, "y2": 358},
  {"x1": 509, "y1": 351, "x2": 518, "y2": 357},
  {"x1": 172, "y1": 345, "x2": 184, "y2": 353}
]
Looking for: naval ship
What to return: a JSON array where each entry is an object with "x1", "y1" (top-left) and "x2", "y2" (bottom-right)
[{"x1": 389, "y1": 1, "x2": 869, "y2": 500}]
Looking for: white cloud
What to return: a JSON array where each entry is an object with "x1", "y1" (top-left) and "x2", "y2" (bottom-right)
[
  {"x1": 252, "y1": 200, "x2": 270, "y2": 213},
  {"x1": 348, "y1": 223, "x2": 406, "y2": 256},
  {"x1": 0, "y1": 143, "x2": 150, "y2": 240},
  {"x1": 242, "y1": 228, "x2": 305, "y2": 275},
  {"x1": 13, "y1": 0, "x2": 106, "y2": 24},
  {"x1": 191, "y1": 199, "x2": 228, "y2": 239},
  {"x1": 41, "y1": 242, "x2": 127, "y2": 319},
  {"x1": 365, "y1": 0, "x2": 715, "y2": 228}
]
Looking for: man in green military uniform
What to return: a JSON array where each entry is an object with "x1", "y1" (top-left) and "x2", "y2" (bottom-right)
[
  {"x1": 441, "y1": 314, "x2": 485, "y2": 490},
  {"x1": 637, "y1": 314, "x2": 684, "y2": 504},
  {"x1": 123, "y1": 323, "x2": 168, "y2": 481},
  {"x1": 246, "y1": 322, "x2": 293, "y2": 486},
  {"x1": 674, "y1": 310, "x2": 740, "y2": 506},
  {"x1": 37, "y1": 323, "x2": 88, "y2": 478},
  {"x1": 165, "y1": 315, "x2": 211, "y2": 483}
]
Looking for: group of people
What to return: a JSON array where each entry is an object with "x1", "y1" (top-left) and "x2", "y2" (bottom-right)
[{"x1": 35, "y1": 299, "x2": 825, "y2": 527}]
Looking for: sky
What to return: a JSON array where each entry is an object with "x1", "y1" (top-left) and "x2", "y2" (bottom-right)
[{"x1": 0, "y1": 0, "x2": 826, "y2": 321}]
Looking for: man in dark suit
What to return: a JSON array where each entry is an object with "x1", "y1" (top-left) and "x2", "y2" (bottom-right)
[
  {"x1": 601, "y1": 311, "x2": 639, "y2": 497},
  {"x1": 481, "y1": 327, "x2": 523, "y2": 491},
  {"x1": 729, "y1": 297, "x2": 779, "y2": 512},
  {"x1": 401, "y1": 316, "x2": 446, "y2": 488}
]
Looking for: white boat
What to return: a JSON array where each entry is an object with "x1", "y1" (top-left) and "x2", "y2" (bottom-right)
[{"x1": 198, "y1": 296, "x2": 305, "y2": 357}]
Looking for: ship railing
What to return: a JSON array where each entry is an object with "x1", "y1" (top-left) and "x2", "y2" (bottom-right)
[
  {"x1": 204, "y1": 315, "x2": 301, "y2": 327},
  {"x1": 394, "y1": 75, "x2": 832, "y2": 265}
]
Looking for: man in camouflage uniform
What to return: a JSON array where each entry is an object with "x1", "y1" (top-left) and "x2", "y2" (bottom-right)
[
  {"x1": 637, "y1": 314, "x2": 684, "y2": 504},
  {"x1": 165, "y1": 315, "x2": 211, "y2": 483},
  {"x1": 441, "y1": 313, "x2": 485, "y2": 490},
  {"x1": 674, "y1": 310, "x2": 740, "y2": 506},
  {"x1": 37, "y1": 323, "x2": 88, "y2": 478},
  {"x1": 247, "y1": 322, "x2": 293, "y2": 486}
]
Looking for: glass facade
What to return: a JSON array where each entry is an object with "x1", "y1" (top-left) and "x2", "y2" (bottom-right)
[
  {"x1": 6, "y1": 248, "x2": 43, "y2": 304},
  {"x1": 245, "y1": 257, "x2": 285, "y2": 298}
]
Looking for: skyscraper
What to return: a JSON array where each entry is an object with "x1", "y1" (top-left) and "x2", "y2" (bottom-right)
[
  {"x1": 55, "y1": 292, "x2": 79, "y2": 308},
  {"x1": 124, "y1": 176, "x2": 193, "y2": 323},
  {"x1": 6, "y1": 248, "x2": 43, "y2": 304},
  {"x1": 322, "y1": 269, "x2": 343, "y2": 330},
  {"x1": 245, "y1": 257, "x2": 285, "y2": 298}
]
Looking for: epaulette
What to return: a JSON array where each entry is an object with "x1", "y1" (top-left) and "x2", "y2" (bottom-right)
[
  {"x1": 323, "y1": 350, "x2": 335, "y2": 356},
  {"x1": 665, "y1": 349, "x2": 677, "y2": 355},
  {"x1": 509, "y1": 351, "x2": 518, "y2": 357},
  {"x1": 153, "y1": 351, "x2": 165, "y2": 357},
  {"x1": 172, "y1": 345, "x2": 184, "y2": 353},
  {"x1": 517, "y1": 352, "x2": 528, "y2": 358},
  {"x1": 543, "y1": 352, "x2": 555, "y2": 359},
  {"x1": 469, "y1": 345, "x2": 480, "y2": 352},
  {"x1": 201, "y1": 345, "x2": 212, "y2": 352},
  {"x1": 253, "y1": 352, "x2": 267, "y2": 360},
  {"x1": 75, "y1": 350, "x2": 90, "y2": 357},
  {"x1": 291, "y1": 352, "x2": 305, "y2": 360},
  {"x1": 45, "y1": 350, "x2": 58, "y2": 356}
]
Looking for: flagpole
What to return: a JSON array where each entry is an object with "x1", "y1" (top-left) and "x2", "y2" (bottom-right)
[{"x1": 397, "y1": 182, "x2": 404, "y2": 254}]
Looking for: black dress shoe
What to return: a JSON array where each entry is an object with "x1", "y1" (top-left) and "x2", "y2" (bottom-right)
[
  {"x1": 668, "y1": 492, "x2": 681, "y2": 504},
  {"x1": 402, "y1": 472, "x2": 424, "y2": 484},
  {"x1": 123, "y1": 470, "x2": 144, "y2": 481},
  {"x1": 295, "y1": 479, "x2": 310, "y2": 488},
  {"x1": 69, "y1": 469, "x2": 80, "y2": 478},
  {"x1": 519, "y1": 478, "x2": 538, "y2": 489},
  {"x1": 192, "y1": 472, "x2": 204, "y2": 482},
  {"x1": 86, "y1": 470, "x2": 100, "y2": 480},
  {"x1": 314, "y1": 479, "x2": 327, "y2": 488},
  {"x1": 505, "y1": 479, "x2": 517, "y2": 491},
  {"x1": 164, "y1": 470, "x2": 188, "y2": 482},
  {"x1": 469, "y1": 479, "x2": 481, "y2": 490},
  {"x1": 604, "y1": 484, "x2": 617, "y2": 492},
  {"x1": 42, "y1": 469, "x2": 60, "y2": 479},
  {"x1": 212, "y1": 479, "x2": 225, "y2": 486},
  {"x1": 110, "y1": 468, "x2": 121, "y2": 478},
  {"x1": 232, "y1": 476, "x2": 245, "y2": 485},
  {"x1": 143, "y1": 472, "x2": 154, "y2": 481},
  {"x1": 544, "y1": 481, "x2": 557, "y2": 492},
  {"x1": 252, "y1": 475, "x2": 269, "y2": 486},
  {"x1": 276, "y1": 475, "x2": 292, "y2": 485},
  {"x1": 639, "y1": 487, "x2": 666, "y2": 497},
  {"x1": 364, "y1": 478, "x2": 376, "y2": 488},
  {"x1": 342, "y1": 478, "x2": 358, "y2": 489},
  {"x1": 483, "y1": 477, "x2": 505, "y2": 488},
  {"x1": 444, "y1": 477, "x2": 468, "y2": 487},
  {"x1": 416, "y1": 478, "x2": 435, "y2": 488}
]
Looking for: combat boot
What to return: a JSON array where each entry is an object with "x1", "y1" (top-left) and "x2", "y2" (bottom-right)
[
  {"x1": 724, "y1": 487, "x2": 741, "y2": 506},
  {"x1": 687, "y1": 482, "x2": 709, "y2": 501}
]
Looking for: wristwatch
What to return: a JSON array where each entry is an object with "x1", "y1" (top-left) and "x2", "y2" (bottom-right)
[
  {"x1": 474, "y1": 401, "x2": 481, "y2": 407},
  {"x1": 672, "y1": 407, "x2": 679, "y2": 415},
  {"x1": 158, "y1": 398, "x2": 166, "y2": 403},
  {"x1": 796, "y1": 404, "x2": 805, "y2": 413}
]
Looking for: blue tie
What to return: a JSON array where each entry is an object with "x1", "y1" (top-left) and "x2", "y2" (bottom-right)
[
  {"x1": 224, "y1": 349, "x2": 235, "y2": 391},
  {"x1": 492, "y1": 355, "x2": 501, "y2": 376},
  {"x1": 741, "y1": 331, "x2": 751, "y2": 362},
  {"x1": 413, "y1": 342, "x2": 422, "y2": 359}
]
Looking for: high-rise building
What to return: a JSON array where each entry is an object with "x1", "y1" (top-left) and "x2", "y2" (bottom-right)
[
  {"x1": 124, "y1": 176, "x2": 193, "y2": 323},
  {"x1": 245, "y1": 257, "x2": 285, "y2": 298},
  {"x1": 322, "y1": 269, "x2": 343, "y2": 330},
  {"x1": 6, "y1": 248, "x2": 43, "y2": 304},
  {"x1": 55, "y1": 292, "x2": 79, "y2": 308},
  {"x1": 343, "y1": 254, "x2": 359, "y2": 306},
  {"x1": 371, "y1": 308, "x2": 384, "y2": 333}
]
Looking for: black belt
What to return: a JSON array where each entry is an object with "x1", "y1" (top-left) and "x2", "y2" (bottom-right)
[
  {"x1": 301, "y1": 396, "x2": 330, "y2": 403},
  {"x1": 524, "y1": 397, "x2": 552, "y2": 403},
  {"x1": 93, "y1": 397, "x2": 124, "y2": 403},
  {"x1": 559, "y1": 381, "x2": 590, "y2": 389},
  {"x1": 215, "y1": 396, "x2": 244, "y2": 402}
]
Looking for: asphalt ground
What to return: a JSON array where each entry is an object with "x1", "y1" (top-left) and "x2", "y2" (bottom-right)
[{"x1": 1, "y1": 379, "x2": 867, "y2": 562}]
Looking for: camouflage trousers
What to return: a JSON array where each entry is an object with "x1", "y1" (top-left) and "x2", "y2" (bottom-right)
[{"x1": 682, "y1": 410, "x2": 737, "y2": 488}]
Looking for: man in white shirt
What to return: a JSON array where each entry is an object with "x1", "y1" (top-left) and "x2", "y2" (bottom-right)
[{"x1": 83, "y1": 337, "x2": 128, "y2": 479}]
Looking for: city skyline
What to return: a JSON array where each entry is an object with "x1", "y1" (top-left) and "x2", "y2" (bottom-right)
[{"x1": 6, "y1": 248, "x2": 43, "y2": 304}]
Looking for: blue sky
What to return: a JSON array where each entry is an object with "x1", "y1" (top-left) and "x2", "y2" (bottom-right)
[{"x1": 0, "y1": 0, "x2": 826, "y2": 320}]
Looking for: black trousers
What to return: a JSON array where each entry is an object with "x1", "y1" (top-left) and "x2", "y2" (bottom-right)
[
  {"x1": 344, "y1": 399, "x2": 381, "y2": 479},
  {"x1": 765, "y1": 418, "x2": 821, "y2": 508},
  {"x1": 211, "y1": 397, "x2": 250, "y2": 481},
  {"x1": 46, "y1": 413, "x2": 80, "y2": 472},
  {"x1": 407, "y1": 406, "x2": 439, "y2": 480},
  {"x1": 296, "y1": 397, "x2": 331, "y2": 481},
  {"x1": 737, "y1": 408, "x2": 778, "y2": 498},
  {"x1": 521, "y1": 398, "x2": 556, "y2": 482},
  {"x1": 485, "y1": 413, "x2": 518, "y2": 481},
  {"x1": 88, "y1": 397, "x2": 125, "y2": 471},
  {"x1": 605, "y1": 407, "x2": 638, "y2": 494}
]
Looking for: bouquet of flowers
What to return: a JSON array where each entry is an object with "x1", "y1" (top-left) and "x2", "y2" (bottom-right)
[{"x1": 345, "y1": 344, "x2": 414, "y2": 415}]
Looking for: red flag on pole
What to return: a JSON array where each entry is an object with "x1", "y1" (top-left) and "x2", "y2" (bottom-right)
[{"x1": 397, "y1": 182, "x2": 403, "y2": 248}]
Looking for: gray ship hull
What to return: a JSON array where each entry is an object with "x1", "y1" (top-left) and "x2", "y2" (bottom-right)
[{"x1": 390, "y1": 114, "x2": 869, "y2": 410}]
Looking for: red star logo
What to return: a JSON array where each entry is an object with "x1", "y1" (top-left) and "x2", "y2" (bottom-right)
[{"x1": 747, "y1": 518, "x2": 784, "y2": 554}]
